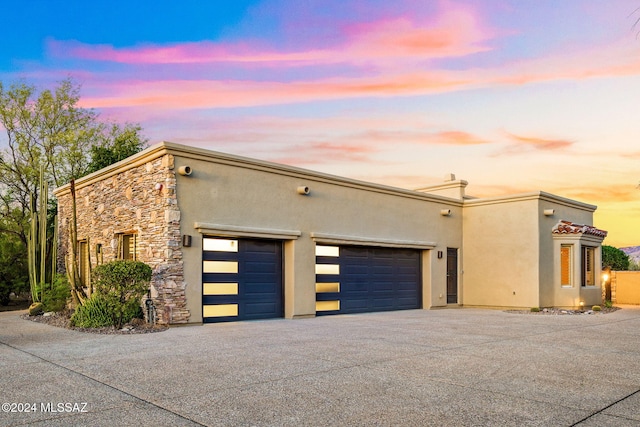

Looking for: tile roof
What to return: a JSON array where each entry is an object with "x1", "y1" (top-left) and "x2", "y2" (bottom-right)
[{"x1": 552, "y1": 220, "x2": 608, "y2": 238}]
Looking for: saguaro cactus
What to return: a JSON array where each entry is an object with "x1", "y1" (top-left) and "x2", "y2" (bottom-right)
[{"x1": 27, "y1": 167, "x2": 56, "y2": 303}]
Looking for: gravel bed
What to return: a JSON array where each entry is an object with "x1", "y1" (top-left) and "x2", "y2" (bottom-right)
[
  {"x1": 505, "y1": 306, "x2": 621, "y2": 315},
  {"x1": 21, "y1": 310, "x2": 168, "y2": 334}
]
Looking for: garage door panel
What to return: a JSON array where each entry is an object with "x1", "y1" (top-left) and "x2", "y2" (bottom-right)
[
  {"x1": 203, "y1": 237, "x2": 283, "y2": 323},
  {"x1": 316, "y1": 245, "x2": 420, "y2": 316},
  {"x1": 342, "y1": 299, "x2": 369, "y2": 311},
  {"x1": 244, "y1": 302, "x2": 279, "y2": 318},
  {"x1": 343, "y1": 265, "x2": 368, "y2": 275},
  {"x1": 203, "y1": 272, "x2": 239, "y2": 283}
]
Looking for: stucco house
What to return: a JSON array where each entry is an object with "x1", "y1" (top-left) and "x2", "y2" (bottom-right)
[{"x1": 54, "y1": 142, "x2": 607, "y2": 325}]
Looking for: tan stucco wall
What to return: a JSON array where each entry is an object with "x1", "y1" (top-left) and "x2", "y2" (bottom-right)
[
  {"x1": 462, "y1": 197, "x2": 541, "y2": 308},
  {"x1": 171, "y1": 147, "x2": 463, "y2": 322},
  {"x1": 461, "y1": 194, "x2": 600, "y2": 309},
  {"x1": 540, "y1": 202, "x2": 601, "y2": 308},
  {"x1": 613, "y1": 271, "x2": 640, "y2": 304}
]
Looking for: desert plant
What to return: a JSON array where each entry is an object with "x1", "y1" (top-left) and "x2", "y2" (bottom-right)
[
  {"x1": 604, "y1": 300, "x2": 613, "y2": 308},
  {"x1": 27, "y1": 167, "x2": 57, "y2": 303},
  {"x1": 65, "y1": 179, "x2": 87, "y2": 306},
  {"x1": 70, "y1": 295, "x2": 113, "y2": 328},
  {"x1": 530, "y1": 307, "x2": 540, "y2": 312},
  {"x1": 28, "y1": 302, "x2": 44, "y2": 316},
  {"x1": 91, "y1": 260, "x2": 152, "y2": 328},
  {"x1": 39, "y1": 274, "x2": 71, "y2": 312},
  {"x1": 592, "y1": 305, "x2": 602, "y2": 311}
]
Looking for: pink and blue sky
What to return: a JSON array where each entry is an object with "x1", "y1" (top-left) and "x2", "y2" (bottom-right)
[{"x1": 2, "y1": 0, "x2": 639, "y2": 246}]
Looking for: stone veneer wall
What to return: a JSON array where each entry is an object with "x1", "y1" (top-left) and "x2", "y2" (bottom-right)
[{"x1": 56, "y1": 154, "x2": 189, "y2": 324}]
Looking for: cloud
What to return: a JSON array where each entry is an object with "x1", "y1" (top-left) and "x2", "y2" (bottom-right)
[
  {"x1": 77, "y1": 71, "x2": 472, "y2": 110},
  {"x1": 492, "y1": 131, "x2": 574, "y2": 156},
  {"x1": 46, "y1": 6, "x2": 494, "y2": 69},
  {"x1": 554, "y1": 186, "x2": 640, "y2": 204},
  {"x1": 431, "y1": 131, "x2": 488, "y2": 145},
  {"x1": 267, "y1": 141, "x2": 379, "y2": 165}
]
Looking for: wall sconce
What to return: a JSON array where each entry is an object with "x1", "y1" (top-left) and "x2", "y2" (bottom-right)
[
  {"x1": 178, "y1": 165, "x2": 193, "y2": 176},
  {"x1": 182, "y1": 234, "x2": 192, "y2": 247},
  {"x1": 437, "y1": 250, "x2": 443, "y2": 259},
  {"x1": 154, "y1": 183, "x2": 163, "y2": 193},
  {"x1": 543, "y1": 209, "x2": 555, "y2": 216},
  {"x1": 440, "y1": 209, "x2": 451, "y2": 216},
  {"x1": 297, "y1": 186, "x2": 310, "y2": 195}
]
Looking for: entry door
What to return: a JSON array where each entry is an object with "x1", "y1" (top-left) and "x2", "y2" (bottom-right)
[{"x1": 446, "y1": 248, "x2": 458, "y2": 304}]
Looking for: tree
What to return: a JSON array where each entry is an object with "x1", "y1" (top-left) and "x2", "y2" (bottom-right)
[
  {"x1": 0, "y1": 78, "x2": 148, "y2": 303},
  {"x1": 0, "y1": 218, "x2": 28, "y2": 305},
  {"x1": 86, "y1": 123, "x2": 147, "y2": 174},
  {"x1": 602, "y1": 245, "x2": 630, "y2": 271}
]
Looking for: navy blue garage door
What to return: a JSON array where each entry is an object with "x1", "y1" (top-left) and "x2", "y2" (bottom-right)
[
  {"x1": 315, "y1": 245, "x2": 421, "y2": 315},
  {"x1": 202, "y1": 237, "x2": 283, "y2": 323}
]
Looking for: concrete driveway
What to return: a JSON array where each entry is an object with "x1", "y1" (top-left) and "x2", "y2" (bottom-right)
[{"x1": 1, "y1": 306, "x2": 640, "y2": 426}]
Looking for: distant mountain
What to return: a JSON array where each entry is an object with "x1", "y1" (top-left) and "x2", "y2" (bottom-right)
[{"x1": 620, "y1": 246, "x2": 640, "y2": 263}]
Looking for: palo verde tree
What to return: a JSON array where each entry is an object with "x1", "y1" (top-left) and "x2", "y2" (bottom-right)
[{"x1": 0, "y1": 78, "x2": 148, "y2": 304}]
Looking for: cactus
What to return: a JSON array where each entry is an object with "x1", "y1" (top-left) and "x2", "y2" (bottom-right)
[
  {"x1": 27, "y1": 167, "x2": 55, "y2": 303},
  {"x1": 65, "y1": 179, "x2": 87, "y2": 306}
]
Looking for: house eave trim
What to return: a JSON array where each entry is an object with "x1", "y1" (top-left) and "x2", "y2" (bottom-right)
[
  {"x1": 194, "y1": 222, "x2": 301, "y2": 240},
  {"x1": 310, "y1": 232, "x2": 436, "y2": 249},
  {"x1": 463, "y1": 191, "x2": 597, "y2": 211}
]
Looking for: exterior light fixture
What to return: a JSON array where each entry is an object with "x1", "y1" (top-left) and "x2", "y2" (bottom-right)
[
  {"x1": 297, "y1": 186, "x2": 310, "y2": 195},
  {"x1": 544, "y1": 209, "x2": 555, "y2": 216},
  {"x1": 579, "y1": 301, "x2": 585, "y2": 312},
  {"x1": 178, "y1": 165, "x2": 193, "y2": 176},
  {"x1": 440, "y1": 209, "x2": 451, "y2": 216}
]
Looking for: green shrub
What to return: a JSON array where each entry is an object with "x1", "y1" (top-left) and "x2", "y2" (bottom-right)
[
  {"x1": 604, "y1": 300, "x2": 613, "y2": 308},
  {"x1": 123, "y1": 299, "x2": 144, "y2": 322},
  {"x1": 530, "y1": 307, "x2": 540, "y2": 312},
  {"x1": 71, "y1": 295, "x2": 114, "y2": 328},
  {"x1": 40, "y1": 274, "x2": 71, "y2": 312},
  {"x1": 592, "y1": 305, "x2": 602, "y2": 311},
  {"x1": 91, "y1": 260, "x2": 152, "y2": 328}
]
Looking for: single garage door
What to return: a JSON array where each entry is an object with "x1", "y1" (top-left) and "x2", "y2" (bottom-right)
[
  {"x1": 202, "y1": 237, "x2": 283, "y2": 323},
  {"x1": 315, "y1": 245, "x2": 421, "y2": 315}
]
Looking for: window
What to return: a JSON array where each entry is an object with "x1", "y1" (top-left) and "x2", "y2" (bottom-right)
[
  {"x1": 95, "y1": 244, "x2": 103, "y2": 265},
  {"x1": 560, "y1": 245, "x2": 572, "y2": 287},
  {"x1": 582, "y1": 246, "x2": 596, "y2": 287},
  {"x1": 117, "y1": 233, "x2": 137, "y2": 260}
]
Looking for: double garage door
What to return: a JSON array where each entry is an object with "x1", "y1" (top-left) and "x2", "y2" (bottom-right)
[
  {"x1": 202, "y1": 237, "x2": 421, "y2": 323},
  {"x1": 315, "y1": 245, "x2": 421, "y2": 315}
]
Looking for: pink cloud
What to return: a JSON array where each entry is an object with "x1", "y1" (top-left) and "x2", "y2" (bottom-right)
[
  {"x1": 431, "y1": 131, "x2": 488, "y2": 145},
  {"x1": 77, "y1": 71, "x2": 471, "y2": 110},
  {"x1": 268, "y1": 141, "x2": 379, "y2": 166},
  {"x1": 506, "y1": 132, "x2": 574, "y2": 150},
  {"x1": 47, "y1": 5, "x2": 493, "y2": 69},
  {"x1": 48, "y1": 39, "x2": 335, "y2": 65},
  {"x1": 492, "y1": 131, "x2": 574, "y2": 156}
]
